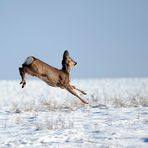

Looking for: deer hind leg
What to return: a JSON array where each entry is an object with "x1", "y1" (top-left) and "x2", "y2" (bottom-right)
[
  {"x1": 71, "y1": 85, "x2": 87, "y2": 95},
  {"x1": 19, "y1": 67, "x2": 26, "y2": 88},
  {"x1": 66, "y1": 86, "x2": 88, "y2": 104}
]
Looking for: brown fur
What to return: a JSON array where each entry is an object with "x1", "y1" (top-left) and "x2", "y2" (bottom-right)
[{"x1": 19, "y1": 50, "x2": 88, "y2": 104}]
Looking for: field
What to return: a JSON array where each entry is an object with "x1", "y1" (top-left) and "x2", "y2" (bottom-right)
[{"x1": 0, "y1": 79, "x2": 148, "y2": 148}]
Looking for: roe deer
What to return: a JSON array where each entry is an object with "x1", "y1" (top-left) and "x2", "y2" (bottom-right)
[{"x1": 19, "y1": 50, "x2": 88, "y2": 104}]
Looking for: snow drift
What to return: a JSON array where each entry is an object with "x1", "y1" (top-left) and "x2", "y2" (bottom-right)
[
  {"x1": 0, "y1": 78, "x2": 148, "y2": 147},
  {"x1": 0, "y1": 78, "x2": 148, "y2": 111}
]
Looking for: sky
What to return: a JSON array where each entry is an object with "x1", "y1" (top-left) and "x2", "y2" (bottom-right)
[{"x1": 0, "y1": 0, "x2": 148, "y2": 79}]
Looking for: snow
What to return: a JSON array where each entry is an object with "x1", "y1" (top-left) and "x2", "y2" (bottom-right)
[{"x1": 0, "y1": 78, "x2": 148, "y2": 147}]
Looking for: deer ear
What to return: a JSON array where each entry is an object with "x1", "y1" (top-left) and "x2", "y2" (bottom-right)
[
  {"x1": 63, "y1": 50, "x2": 69, "y2": 57},
  {"x1": 62, "y1": 50, "x2": 69, "y2": 71}
]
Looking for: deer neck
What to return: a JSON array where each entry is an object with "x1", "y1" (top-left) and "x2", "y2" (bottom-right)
[{"x1": 62, "y1": 65, "x2": 71, "y2": 74}]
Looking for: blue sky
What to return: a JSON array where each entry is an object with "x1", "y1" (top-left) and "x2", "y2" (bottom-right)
[{"x1": 0, "y1": 0, "x2": 148, "y2": 79}]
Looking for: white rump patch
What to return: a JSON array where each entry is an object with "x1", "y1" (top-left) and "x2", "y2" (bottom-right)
[{"x1": 24, "y1": 56, "x2": 34, "y2": 65}]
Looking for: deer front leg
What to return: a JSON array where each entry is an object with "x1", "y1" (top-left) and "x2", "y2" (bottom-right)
[
  {"x1": 19, "y1": 67, "x2": 26, "y2": 88},
  {"x1": 66, "y1": 86, "x2": 88, "y2": 104},
  {"x1": 71, "y1": 85, "x2": 87, "y2": 95}
]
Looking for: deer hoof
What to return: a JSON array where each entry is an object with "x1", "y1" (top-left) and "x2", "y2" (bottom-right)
[
  {"x1": 20, "y1": 81, "x2": 26, "y2": 88},
  {"x1": 82, "y1": 91, "x2": 87, "y2": 95}
]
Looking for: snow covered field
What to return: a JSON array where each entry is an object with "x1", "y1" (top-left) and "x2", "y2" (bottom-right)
[{"x1": 0, "y1": 78, "x2": 148, "y2": 147}]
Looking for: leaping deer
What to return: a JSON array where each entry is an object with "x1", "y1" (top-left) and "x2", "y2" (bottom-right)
[{"x1": 19, "y1": 50, "x2": 88, "y2": 104}]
